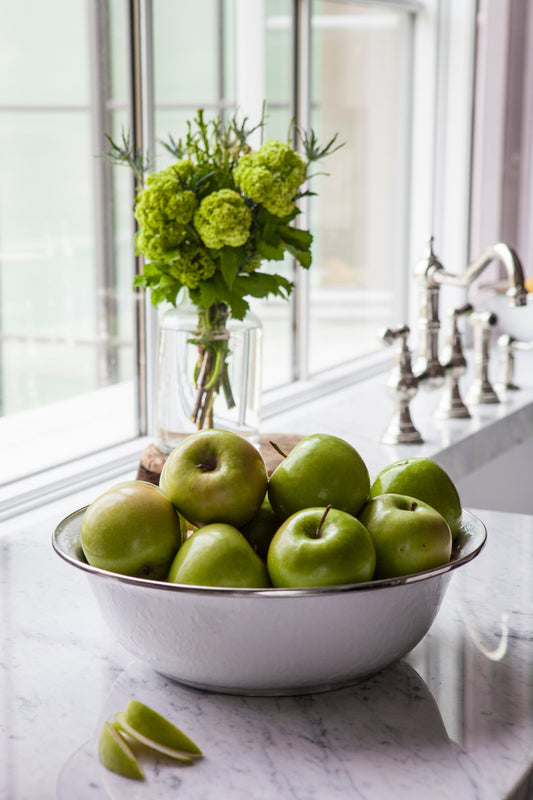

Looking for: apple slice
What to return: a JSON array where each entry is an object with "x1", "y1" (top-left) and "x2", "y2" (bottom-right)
[
  {"x1": 98, "y1": 720, "x2": 145, "y2": 780},
  {"x1": 124, "y1": 699, "x2": 203, "y2": 757},
  {"x1": 113, "y1": 699, "x2": 202, "y2": 762}
]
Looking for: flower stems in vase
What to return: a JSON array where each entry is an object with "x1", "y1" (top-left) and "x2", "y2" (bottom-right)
[{"x1": 190, "y1": 302, "x2": 236, "y2": 430}]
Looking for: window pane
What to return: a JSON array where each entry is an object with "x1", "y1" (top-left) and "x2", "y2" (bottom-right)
[
  {"x1": 0, "y1": 0, "x2": 137, "y2": 483},
  {"x1": 0, "y1": 0, "x2": 89, "y2": 105},
  {"x1": 153, "y1": 0, "x2": 224, "y2": 104},
  {"x1": 254, "y1": 0, "x2": 295, "y2": 389},
  {"x1": 1, "y1": 111, "x2": 96, "y2": 411},
  {"x1": 308, "y1": 1, "x2": 412, "y2": 373}
]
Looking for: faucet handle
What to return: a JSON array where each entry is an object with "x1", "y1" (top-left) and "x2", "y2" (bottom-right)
[
  {"x1": 465, "y1": 310, "x2": 500, "y2": 405},
  {"x1": 379, "y1": 325, "x2": 424, "y2": 445},
  {"x1": 435, "y1": 304, "x2": 473, "y2": 419},
  {"x1": 452, "y1": 301, "x2": 474, "y2": 318},
  {"x1": 471, "y1": 309, "x2": 498, "y2": 327},
  {"x1": 496, "y1": 333, "x2": 533, "y2": 392},
  {"x1": 443, "y1": 302, "x2": 473, "y2": 352},
  {"x1": 380, "y1": 324, "x2": 410, "y2": 346}
]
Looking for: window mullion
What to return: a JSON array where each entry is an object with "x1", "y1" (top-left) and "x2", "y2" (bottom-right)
[
  {"x1": 88, "y1": 0, "x2": 117, "y2": 388},
  {"x1": 127, "y1": 0, "x2": 157, "y2": 437},
  {"x1": 292, "y1": 0, "x2": 311, "y2": 382}
]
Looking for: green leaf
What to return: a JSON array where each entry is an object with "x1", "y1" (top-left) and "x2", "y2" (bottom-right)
[
  {"x1": 278, "y1": 225, "x2": 313, "y2": 269},
  {"x1": 233, "y1": 272, "x2": 294, "y2": 302},
  {"x1": 256, "y1": 239, "x2": 286, "y2": 261},
  {"x1": 133, "y1": 273, "x2": 147, "y2": 289},
  {"x1": 279, "y1": 225, "x2": 313, "y2": 250},
  {"x1": 193, "y1": 272, "x2": 228, "y2": 309},
  {"x1": 140, "y1": 262, "x2": 159, "y2": 277},
  {"x1": 288, "y1": 246, "x2": 312, "y2": 268},
  {"x1": 225, "y1": 292, "x2": 250, "y2": 321},
  {"x1": 218, "y1": 247, "x2": 240, "y2": 288},
  {"x1": 151, "y1": 286, "x2": 173, "y2": 306}
]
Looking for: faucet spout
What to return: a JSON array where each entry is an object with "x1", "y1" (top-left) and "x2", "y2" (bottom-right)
[
  {"x1": 413, "y1": 237, "x2": 527, "y2": 389},
  {"x1": 428, "y1": 243, "x2": 527, "y2": 306}
]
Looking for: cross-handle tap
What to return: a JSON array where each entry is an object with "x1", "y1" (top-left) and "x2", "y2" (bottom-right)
[
  {"x1": 435, "y1": 302, "x2": 473, "y2": 419},
  {"x1": 380, "y1": 325, "x2": 423, "y2": 445},
  {"x1": 496, "y1": 333, "x2": 533, "y2": 393},
  {"x1": 413, "y1": 237, "x2": 447, "y2": 387},
  {"x1": 465, "y1": 310, "x2": 500, "y2": 405}
]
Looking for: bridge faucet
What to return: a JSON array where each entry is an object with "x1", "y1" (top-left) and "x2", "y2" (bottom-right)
[{"x1": 414, "y1": 237, "x2": 527, "y2": 386}]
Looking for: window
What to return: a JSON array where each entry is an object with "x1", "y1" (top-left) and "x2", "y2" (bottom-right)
[
  {"x1": 0, "y1": 0, "x2": 137, "y2": 483},
  {"x1": 0, "y1": 0, "x2": 477, "y2": 488}
]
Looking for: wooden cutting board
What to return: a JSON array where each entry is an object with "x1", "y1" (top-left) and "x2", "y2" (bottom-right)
[{"x1": 136, "y1": 433, "x2": 304, "y2": 485}]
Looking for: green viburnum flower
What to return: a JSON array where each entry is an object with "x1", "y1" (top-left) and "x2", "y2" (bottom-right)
[
  {"x1": 233, "y1": 140, "x2": 307, "y2": 218},
  {"x1": 167, "y1": 242, "x2": 217, "y2": 289},
  {"x1": 194, "y1": 189, "x2": 252, "y2": 250},
  {"x1": 134, "y1": 162, "x2": 198, "y2": 260},
  {"x1": 135, "y1": 224, "x2": 187, "y2": 262}
]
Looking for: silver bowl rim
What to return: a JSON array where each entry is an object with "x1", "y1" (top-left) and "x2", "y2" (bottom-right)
[{"x1": 52, "y1": 506, "x2": 487, "y2": 599}]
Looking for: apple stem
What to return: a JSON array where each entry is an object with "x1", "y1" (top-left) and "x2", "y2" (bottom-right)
[
  {"x1": 196, "y1": 460, "x2": 217, "y2": 473},
  {"x1": 410, "y1": 501, "x2": 418, "y2": 511},
  {"x1": 315, "y1": 505, "x2": 332, "y2": 539},
  {"x1": 269, "y1": 441, "x2": 288, "y2": 459}
]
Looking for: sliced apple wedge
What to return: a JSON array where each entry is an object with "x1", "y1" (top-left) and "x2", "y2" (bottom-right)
[
  {"x1": 113, "y1": 699, "x2": 202, "y2": 762},
  {"x1": 112, "y1": 714, "x2": 195, "y2": 764},
  {"x1": 98, "y1": 720, "x2": 145, "y2": 780},
  {"x1": 123, "y1": 699, "x2": 203, "y2": 757}
]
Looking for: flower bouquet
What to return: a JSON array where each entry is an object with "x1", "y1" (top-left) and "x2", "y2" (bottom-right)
[{"x1": 107, "y1": 108, "x2": 340, "y2": 433}]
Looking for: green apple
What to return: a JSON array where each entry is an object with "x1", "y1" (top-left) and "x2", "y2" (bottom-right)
[
  {"x1": 167, "y1": 523, "x2": 271, "y2": 588},
  {"x1": 240, "y1": 496, "x2": 279, "y2": 561},
  {"x1": 358, "y1": 493, "x2": 452, "y2": 579},
  {"x1": 160, "y1": 429, "x2": 268, "y2": 528},
  {"x1": 369, "y1": 457, "x2": 462, "y2": 539},
  {"x1": 81, "y1": 481, "x2": 183, "y2": 579},
  {"x1": 267, "y1": 433, "x2": 370, "y2": 522},
  {"x1": 98, "y1": 720, "x2": 145, "y2": 780},
  {"x1": 267, "y1": 506, "x2": 376, "y2": 588}
]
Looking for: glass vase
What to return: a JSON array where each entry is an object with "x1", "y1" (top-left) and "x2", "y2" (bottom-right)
[{"x1": 154, "y1": 297, "x2": 263, "y2": 453}]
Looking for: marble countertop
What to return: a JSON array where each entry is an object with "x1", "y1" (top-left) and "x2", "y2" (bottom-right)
[{"x1": 1, "y1": 485, "x2": 532, "y2": 800}]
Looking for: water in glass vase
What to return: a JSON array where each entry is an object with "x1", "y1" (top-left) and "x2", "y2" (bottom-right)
[{"x1": 154, "y1": 301, "x2": 263, "y2": 453}]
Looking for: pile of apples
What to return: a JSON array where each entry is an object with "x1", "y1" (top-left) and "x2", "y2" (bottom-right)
[{"x1": 80, "y1": 429, "x2": 463, "y2": 589}]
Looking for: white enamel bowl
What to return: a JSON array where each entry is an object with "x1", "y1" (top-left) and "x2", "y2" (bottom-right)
[{"x1": 53, "y1": 508, "x2": 486, "y2": 696}]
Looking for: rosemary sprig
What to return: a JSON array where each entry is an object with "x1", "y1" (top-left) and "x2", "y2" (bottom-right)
[{"x1": 104, "y1": 129, "x2": 149, "y2": 191}]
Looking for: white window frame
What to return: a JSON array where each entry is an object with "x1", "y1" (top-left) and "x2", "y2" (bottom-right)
[{"x1": 407, "y1": 0, "x2": 477, "y2": 328}]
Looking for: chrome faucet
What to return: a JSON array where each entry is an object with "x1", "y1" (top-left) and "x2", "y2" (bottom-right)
[
  {"x1": 414, "y1": 237, "x2": 527, "y2": 386},
  {"x1": 380, "y1": 325, "x2": 423, "y2": 445}
]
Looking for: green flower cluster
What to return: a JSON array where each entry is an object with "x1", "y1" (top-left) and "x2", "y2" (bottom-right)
[
  {"x1": 193, "y1": 189, "x2": 252, "y2": 250},
  {"x1": 134, "y1": 163, "x2": 198, "y2": 265},
  {"x1": 107, "y1": 110, "x2": 341, "y2": 319},
  {"x1": 233, "y1": 140, "x2": 307, "y2": 218}
]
